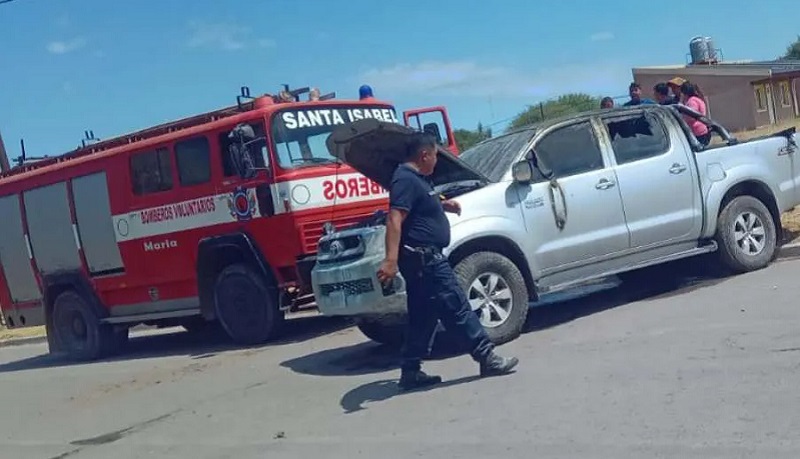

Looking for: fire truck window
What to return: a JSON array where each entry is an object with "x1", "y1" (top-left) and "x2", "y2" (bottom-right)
[
  {"x1": 218, "y1": 123, "x2": 268, "y2": 177},
  {"x1": 130, "y1": 148, "x2": 174, "y2": 195},
  {"x1": 175, "y1": 136, "x2": 211, "y2": 186}
]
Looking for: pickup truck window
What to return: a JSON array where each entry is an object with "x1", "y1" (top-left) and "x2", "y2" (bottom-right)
[
  {"x1": 603, "y1": 113, "x2": 670, "y2": 165},
  {"x1": 535, "y1": 121, "x2": 604, "y2": 178}
]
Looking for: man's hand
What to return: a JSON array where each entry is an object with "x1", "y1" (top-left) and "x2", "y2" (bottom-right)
[
  {"x1": 377, "y1": 258, "x2": 399, "y2": 285},
  {"x1": 442, "y1": 199, "x2": 461, "y2": 216}
]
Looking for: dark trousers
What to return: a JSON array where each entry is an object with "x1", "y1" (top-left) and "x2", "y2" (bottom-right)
[{"x1": 398, "y1": 249, "x2": 494, "y2": 372}]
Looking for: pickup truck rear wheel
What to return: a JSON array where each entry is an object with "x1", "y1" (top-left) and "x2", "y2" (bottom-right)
[
  {"x1": 715, "y1": 195, "x2": 777, "y2": 273},
  {"x1": 213, "y1": 263, "x2": 284, "y2": 345},
  {"x1": 453, "y1": 251, "x2": 529, "y2": 345}
]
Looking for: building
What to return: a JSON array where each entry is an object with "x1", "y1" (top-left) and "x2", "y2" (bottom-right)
[{"x1": 632, "y1": 37, "x2": 800, "y2": 132}]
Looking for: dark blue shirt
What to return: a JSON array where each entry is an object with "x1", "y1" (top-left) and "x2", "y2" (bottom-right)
[
  {"x1": 389, "y1": 164, "x2": 450, "y2": 249},
  {"x1": 623, "y1": 98, "x2": 656, "y2": 106}
]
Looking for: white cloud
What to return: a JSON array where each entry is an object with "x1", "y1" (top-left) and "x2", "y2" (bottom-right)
[
  {"x1": 355, "y1": 60, "x2": 631, "y2": 99},
  {"x1": 46, "y1": 37, "x2": 87, "y2": 54},
  {"x1": 186, "y1": 21, "x2": 276, "y2": 51},
  {"x1": 257, "y1": 38, "x2": 277, "y2": 48},
  {"x1": 590, "y1": 31, "x2": 614, "y2": 42}
]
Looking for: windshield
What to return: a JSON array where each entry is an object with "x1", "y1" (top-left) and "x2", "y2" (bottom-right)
[
  {"x1": 458, "y1": 128, "x2": 536, "y2": 182},
  {"x1": 271, "y1": 105, "x2": 399, "y2": 169}
]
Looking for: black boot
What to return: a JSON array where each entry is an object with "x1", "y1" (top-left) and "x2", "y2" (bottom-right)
[
  {"x1": 479, "y1": 352, "x2": 519, "y2": 377},
  {"x1": 398, "y1": 369, "x2": 442, "y2": 391}
]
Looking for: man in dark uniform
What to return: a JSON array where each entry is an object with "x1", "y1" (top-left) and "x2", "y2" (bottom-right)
[{"x1": 377, "y1": 132, "x2": 519, "y2": 391}]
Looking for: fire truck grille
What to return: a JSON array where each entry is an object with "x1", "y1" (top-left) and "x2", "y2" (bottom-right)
[
  {"x1": 300, "y1": 213, "x2": 374, "y2": 253},
  {"x1": 319, "y1": 278, "x2": 374, "y2": 296}
]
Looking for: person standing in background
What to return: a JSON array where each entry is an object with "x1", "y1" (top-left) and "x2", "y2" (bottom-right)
[
  {"x1": 679, "y1": 81, "x2": 711, "y2": 146},
  {"x1": 623, "y1": 82, "x2": 655, "y2": 106}
]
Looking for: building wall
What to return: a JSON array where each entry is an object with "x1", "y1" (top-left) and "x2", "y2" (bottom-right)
[
  {"x1": 772, "y1": 80, "x2": 795, "y2": 123},
  {"x1": 633, "y1": 72, "x2": 759, "y2": 131},
  {"x1": 751, "y1": 77, "x2": 800, "y2": 126}
]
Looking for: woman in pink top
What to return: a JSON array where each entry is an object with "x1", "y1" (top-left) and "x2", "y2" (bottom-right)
[{"x1": 680, "y1": 81, "x2": 711, "y2": 146}]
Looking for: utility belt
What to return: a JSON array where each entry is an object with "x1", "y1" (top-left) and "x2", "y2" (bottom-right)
[{"x1": 401, "y1": 244, "x2": 445, "y2": 269}]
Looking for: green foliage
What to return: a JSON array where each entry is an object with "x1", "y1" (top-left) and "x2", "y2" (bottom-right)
[
  {"x1": 784, "y1": 35, "x2": 800, "y2": 60},
  {"x1": 453, "y1": 122, "x2": 493, "y2": 151},
  {"x1": 508, "y1": 93, "x2": 601, "y2": 131}
]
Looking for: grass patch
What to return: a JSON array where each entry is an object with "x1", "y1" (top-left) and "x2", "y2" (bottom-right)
[{"x1": 0, "y1": 325, "x2": 46, "y2": 342}]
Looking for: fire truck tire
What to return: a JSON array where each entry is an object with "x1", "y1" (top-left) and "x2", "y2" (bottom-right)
[
  {"x1": 51, "y1": 290, "x2": 117, "y2": 361},
  {"x1": 213, "y1": 263, "x2": 284, "y2": 345}
]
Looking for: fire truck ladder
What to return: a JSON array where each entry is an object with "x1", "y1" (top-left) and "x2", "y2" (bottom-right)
[{"x1": 0, "y1": 86, "x2": 288, "y2": 179}]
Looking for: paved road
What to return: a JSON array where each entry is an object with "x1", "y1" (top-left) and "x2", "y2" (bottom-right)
[{"x1": 2, "y1": 254, "x2": 800, "y2": 459}]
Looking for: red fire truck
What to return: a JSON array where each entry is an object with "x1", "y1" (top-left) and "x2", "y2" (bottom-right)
[{"x1": 0, "y1": 85, "x2": 458, "y2": 360}]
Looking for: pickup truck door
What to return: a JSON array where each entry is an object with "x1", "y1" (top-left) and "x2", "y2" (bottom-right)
[
  {"x1": 516, "y1": 119, "x2": 629, "y2": 275},
  {"x1": 597, "y1": 110, "x2": 702, "y2": 248},
  {"x1": 403, "y1": 107, "x2": 460, "y2": 154}
]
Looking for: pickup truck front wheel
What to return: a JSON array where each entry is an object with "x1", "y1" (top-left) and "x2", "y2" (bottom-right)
[
  {"x1": 715, "y1": 195, "x2": 777, "y2": 273},
  {"x1": 454, "y1": 251, "x2": 529, "y2": 345}
]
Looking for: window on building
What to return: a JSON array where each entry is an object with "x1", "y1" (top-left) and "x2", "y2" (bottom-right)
[
  {"x1": 534, "y1": 121, "x2": 604, "y2": 179},
  {"x1": 175, "y1": 136, "x2": 211, "y2": 186},
  {"x1": 754, "y1": 85, "x2": 767, "y2": 112},
  {"x1": 218, "y1": 122, "x2": 269, "y2": 177},
  {"x1": 130, "y1": 148, "x2": 173, "y2": 195},
  {"x1": 779, "y1": 81, "x2": 792, "y2": 107},
  {"x1": 603, "y1": 112, "x2": 670, "y2": 165}
]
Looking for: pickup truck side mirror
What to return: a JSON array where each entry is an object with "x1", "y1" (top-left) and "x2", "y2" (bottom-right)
[{"x1": 512, "y1": 160, "x2": 535, "y2": 183}]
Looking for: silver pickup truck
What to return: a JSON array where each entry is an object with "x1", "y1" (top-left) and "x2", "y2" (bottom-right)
[{"x1": 311, "y1": 104, "x2": 800, "y2": 347}]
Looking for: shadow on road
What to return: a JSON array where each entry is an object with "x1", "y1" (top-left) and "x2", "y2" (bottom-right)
[
  {"x1": 281, "y1": 259, "x2": 733, "y2": 380},
  {"x1": 0, "y1": 315, "x2": 352, "y2": 374},
  {"x1": 340, "y1": 375, "x2": 482, "y2": 413}
]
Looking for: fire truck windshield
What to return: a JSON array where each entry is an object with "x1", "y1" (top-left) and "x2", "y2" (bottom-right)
[{"x1": 271, "y1": 105, "x2": 399, "y2": 169}]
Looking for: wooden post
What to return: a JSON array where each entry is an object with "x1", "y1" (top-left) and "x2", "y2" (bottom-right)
[{"x1": 0, "y1": 129, "x2": 10, "y2": 173}]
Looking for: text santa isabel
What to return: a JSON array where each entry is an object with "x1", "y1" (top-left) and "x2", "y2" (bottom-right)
[{"x1": 280, "y1": 107, "x2": 399, "y2": 129}]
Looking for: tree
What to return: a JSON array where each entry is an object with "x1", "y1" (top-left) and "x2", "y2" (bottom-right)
[
  {"x1": 783, "y1": 35, "x2": 800, "y2": 60},
  {"x1": 453, "y1": 122, "x2": 493, "y2": 151},
  {"x1": 508, "y1": 93, "x2": 601, "y2": 131}
]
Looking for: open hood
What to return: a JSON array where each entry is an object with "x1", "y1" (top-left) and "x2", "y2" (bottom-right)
[{"x1": 325, "y1": 118, "x2": 490, "y2": 190}]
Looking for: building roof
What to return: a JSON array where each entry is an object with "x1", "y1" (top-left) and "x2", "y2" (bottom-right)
[{"x1": 633, "y1": 59, "x2": 800, "y2": 77}]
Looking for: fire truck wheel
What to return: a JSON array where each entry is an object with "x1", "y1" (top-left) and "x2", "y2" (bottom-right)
[
  {"x1": 213, "y1": 263, "x2": 284, "y2": 345},
  {"x1": 51, "y1": 290, "x2": 117, "y2": 361}
]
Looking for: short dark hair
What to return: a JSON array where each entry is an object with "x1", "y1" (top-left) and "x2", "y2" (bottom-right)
[
  {"x1": 680, "y1": 81, "x2": 697, "y2": 97},
  {"x1": 653, "y1": 82, "x2": 669, "y2": 96},
  {"x1": 405, "y1": 132, "x2": 437, "y2": 160},
  {"x1": 600, "y1": 96, "x2": 614, "y2": 106},
  {"x1": 629, "y1": 82, "x2": 641, "y2": 90}
]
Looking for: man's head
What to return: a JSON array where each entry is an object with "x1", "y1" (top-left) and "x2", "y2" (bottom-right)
[
  {"x1": 653, "y1": 82, "x2": 670, "y2": 103},
  {"x1": 629, "y1": 82, "x2": 642, "y2": 101},
  {"x1": 405, "y1": 132, "x2": 438, "y2": 175},
  {"x1": 600, "y1": 97, "x2": 614, "y2": 109},
  {"x1": 359, "y1": 84, "x2": 374, "y2": 100}
]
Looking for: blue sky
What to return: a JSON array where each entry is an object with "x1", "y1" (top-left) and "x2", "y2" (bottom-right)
[{"x1": 0, "y1": 0, "x2": 797, "y2": 158}]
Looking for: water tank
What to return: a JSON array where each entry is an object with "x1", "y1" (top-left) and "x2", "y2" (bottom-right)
[{"x1": 689, "y1": 36, "x2": 718, "y2": 64}]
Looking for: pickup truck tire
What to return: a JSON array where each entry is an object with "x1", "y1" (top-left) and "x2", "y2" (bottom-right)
[
  {"x1": 213, "y1": 263, "x2": 284, "y2": 345},
  {"x1": 356, "y1": 318, "x2": 406, "y2": 347},
  {"x1": 453, "y1": 251, "x2": 529, "y2": 345},
  {"x1": 51, "y1": 290, "x2": 118, "y2": 361},
  {"x1": 715, "y1": 195, "x2": 777, "y2": 273}
]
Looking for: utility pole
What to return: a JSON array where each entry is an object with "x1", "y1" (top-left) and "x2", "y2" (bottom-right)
[{"x1": 0, "y1": 129, "x2": 10, "y2": 172}]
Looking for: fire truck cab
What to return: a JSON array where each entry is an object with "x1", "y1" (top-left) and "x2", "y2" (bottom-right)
[{"x1": 0, "y1": 85, "x2": 457, "y2": 360}]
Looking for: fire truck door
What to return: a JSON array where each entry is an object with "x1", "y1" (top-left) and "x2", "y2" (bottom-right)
[
  {"x1": 0, "y1": 194, "x2": 43, "y2": 309},
  {"x1": 403, "y1": 106, "x2": 459, "y2": 155}
]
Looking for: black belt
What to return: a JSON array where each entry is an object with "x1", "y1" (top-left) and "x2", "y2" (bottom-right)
[{"x1": 403, "y1": 244, "x2": 442, "y2": 255}]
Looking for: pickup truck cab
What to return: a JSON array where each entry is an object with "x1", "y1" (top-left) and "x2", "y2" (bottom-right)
[{"x1": 311, "y1": 104, "x2": 800, "y2": 346}]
